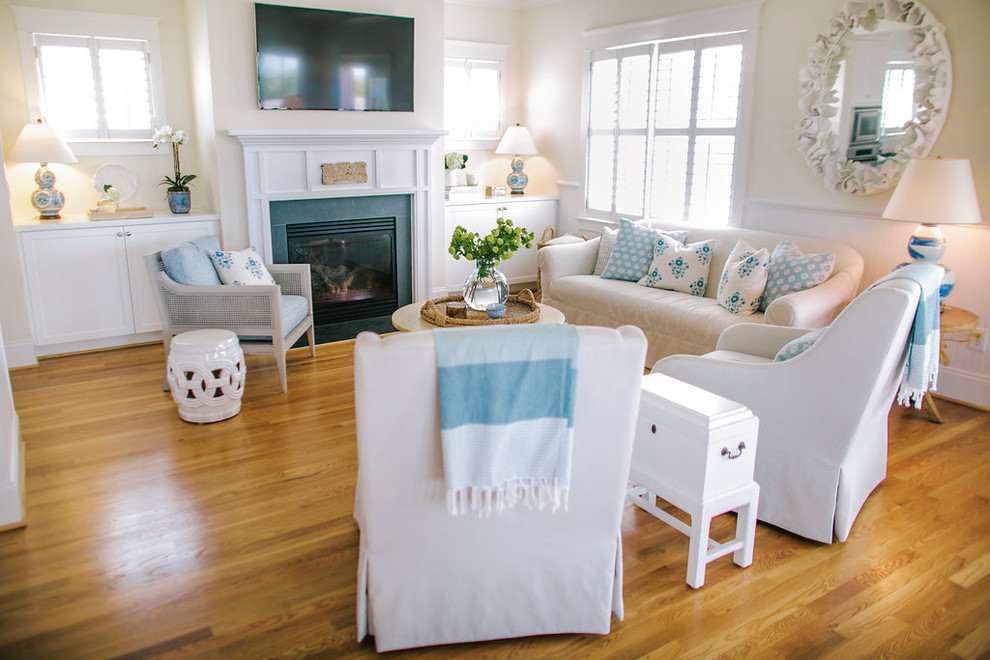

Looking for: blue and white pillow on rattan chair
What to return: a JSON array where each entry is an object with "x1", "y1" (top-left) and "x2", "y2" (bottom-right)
[{"x1": 210, "y1": 247, "x2": 276, "y2": 286}]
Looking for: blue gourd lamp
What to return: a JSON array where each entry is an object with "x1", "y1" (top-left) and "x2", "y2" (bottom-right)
[
  {"x1": 495, "y1": 124, "x2": 538, "y2": 195},
  {"x1": 10, "y1": 119, "x2": 78, "y2": 219},
  {"x1": 882, "y1": 157, "x2": 982, "y2": 299}
]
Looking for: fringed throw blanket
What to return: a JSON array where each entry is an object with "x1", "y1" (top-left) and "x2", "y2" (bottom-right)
[
  {"x1": 876, "y1": 264, "x2": 944, "y2": 408},
  {"x1": 434, "y1": 324, "x2": 579, "y2": 517}
]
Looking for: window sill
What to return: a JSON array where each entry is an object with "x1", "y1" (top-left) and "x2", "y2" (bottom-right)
[
  {"x1": 66, "y1": 139, "x2": 157, "y2": 157},
  {"x1": 443, "y1": 137, "x2": 501, "y2": 151}
]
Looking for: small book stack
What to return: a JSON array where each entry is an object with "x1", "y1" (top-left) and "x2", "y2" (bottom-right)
[
  {"x1": 445, "y1": 185, "x2": 484, "y2": 202},
  {"x1": 87, "y1": 207, "x2": 153, "y2": 220}
]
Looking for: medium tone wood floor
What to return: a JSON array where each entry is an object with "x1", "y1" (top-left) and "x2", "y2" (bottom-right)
[{"x1": 1, "y1": 340, "x2": 988, "y2": 659}]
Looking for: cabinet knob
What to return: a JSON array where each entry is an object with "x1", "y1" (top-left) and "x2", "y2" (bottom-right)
[
  {"x1": 650, "y1": 423, "x2": 657, "y2": 434},
  {"x1": 125, "y1": 231, "x2": 132, "y2": 237},
  {"x1": 117, "y1": 232, "x2": 123, "y2": 237}
]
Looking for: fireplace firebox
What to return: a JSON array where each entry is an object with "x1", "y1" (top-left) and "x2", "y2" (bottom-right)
[{"x1": 270, "y1": 195, "x2": 412, "y2": 342}]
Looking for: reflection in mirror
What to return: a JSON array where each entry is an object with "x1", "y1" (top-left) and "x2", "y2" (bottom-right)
[{"x1": 797, "y1": 0, "x2": 951, "y2": 194}]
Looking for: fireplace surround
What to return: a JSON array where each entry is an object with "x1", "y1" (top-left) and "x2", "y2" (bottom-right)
[{"x1": 231, "y1": 129, "x2": 444, "y2": 339}]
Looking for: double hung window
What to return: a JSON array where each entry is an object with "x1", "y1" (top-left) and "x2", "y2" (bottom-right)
[
  {"x1": 13, "y1": 7, "x2": 166, "y2": 153},
  {"x1": 582, "y1": 4, "x2": 759, "y2": 227},
  {"x1": 444, "y1": 41, "x2": 506, "y2": 145}
]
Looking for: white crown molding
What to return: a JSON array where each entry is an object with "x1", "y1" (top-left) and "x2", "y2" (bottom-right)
[{"x1": 444, "y1": 0, "x2": 564, "y2": 11}]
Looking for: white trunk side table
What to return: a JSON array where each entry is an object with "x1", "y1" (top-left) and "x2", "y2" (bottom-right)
[
  {"x1": 167, "y1": 329, "x2": 246, "y2": 423},
  {"x1": 627, "y1": 372, "x2": 760, "y2": 589}
]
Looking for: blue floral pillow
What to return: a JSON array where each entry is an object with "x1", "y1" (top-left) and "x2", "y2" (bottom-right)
[
  {"x1": 210, "y1": 247, "x2": 276, "y2": 286},
  {"x1": 637, "y1": 235, "x2": 714, "y2": 296},
  {"x1": 717, "y1": 240, "x2": 771, "y2": 315},
  {"x1": 599, "y1": 219, "x2": 688, "y2": 281},
  {"x1": 760, "y1": 241, "x2": 835, "y2": 311},
  {"x1": 774, "y1": 327, "x2": 827, "y2": 362}
]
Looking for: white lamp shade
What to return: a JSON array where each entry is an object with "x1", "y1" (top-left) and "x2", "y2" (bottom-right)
[
  {"x1": 495, "y1": 125, "x2": 538, "y2": 156},
  {"x1": 882, "y1": 157, "x2": 981, "y2": 224},
  {"x1": 10, "y1": 121, "x2": 77, "y2": 164}
]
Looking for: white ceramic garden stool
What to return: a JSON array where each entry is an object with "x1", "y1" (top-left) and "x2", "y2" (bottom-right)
[{"x1": 167, "y1": 329, "x2": 246, "y2": 423}]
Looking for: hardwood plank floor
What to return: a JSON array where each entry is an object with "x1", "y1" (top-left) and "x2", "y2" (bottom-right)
[{"x1": 1, "y1": 341, "x2": 988, "y2": 658}]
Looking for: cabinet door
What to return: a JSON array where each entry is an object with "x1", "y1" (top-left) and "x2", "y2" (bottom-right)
[
  {"x1": 443, "y1": 200, "x2": 557, "y2": 292},
  {"x1": 124, "y1": 221, "x2": 219, "y2": 333},
  {"x1": 20, "y1": 227, "x2": 133, "y2": 345}
]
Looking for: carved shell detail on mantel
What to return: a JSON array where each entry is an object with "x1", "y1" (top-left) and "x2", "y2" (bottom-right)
[{"x1": 796, "y1": 0, "x2": 952, "y2": 194}]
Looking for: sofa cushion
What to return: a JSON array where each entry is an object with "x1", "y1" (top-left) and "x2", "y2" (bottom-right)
[
  {"x1": 638, "y1": 236, "x2": 714, "y2": 296},
  {"x1": 599, "y1": 219, "x2": 688, "y2": 281},
  {"x1": 210, "y1": 247, "x2": 277, "y2": 286},
  {"x1": 760, "y1": 241, "x2": 835, "y2": 311},
  {"x1": 239, "y1": 294, "x2": 309, "y2": 341},
  {"x1": 774, "y1": 327, "x2": 827, "y2": 362},
  {"x1": 161, "y1": 235, "x2": 222, "y2": 285},
  {"x1": 717, "y1": 240, "x2": 771, "y2": 315}
]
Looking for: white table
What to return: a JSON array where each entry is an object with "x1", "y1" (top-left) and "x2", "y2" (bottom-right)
[{"x1": 627, "y1": 372, "x2": 760, "y2": 588}]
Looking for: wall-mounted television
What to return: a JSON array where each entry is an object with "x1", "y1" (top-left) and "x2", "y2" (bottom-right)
[{"x1": 255, "y1": 3, "x2": 414, "y2": 112}]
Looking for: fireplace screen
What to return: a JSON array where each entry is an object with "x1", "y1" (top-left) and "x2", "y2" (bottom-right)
[{"x1": 286, "y1": 218, "x2": 398, "y2": 325}]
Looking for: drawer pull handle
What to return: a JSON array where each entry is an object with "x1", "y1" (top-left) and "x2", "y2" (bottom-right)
[{"x1": 721, "y1": 442, "x2": 746, "y2": 459}]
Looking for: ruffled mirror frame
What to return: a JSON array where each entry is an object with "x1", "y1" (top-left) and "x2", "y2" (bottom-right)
[{"x1": 797, "y1": 0, "x2": 951, "y2": 194}]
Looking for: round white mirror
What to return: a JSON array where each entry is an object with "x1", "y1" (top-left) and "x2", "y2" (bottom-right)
[{"x1": 797, "y1": 0, "x2": 952, "y2": 194}]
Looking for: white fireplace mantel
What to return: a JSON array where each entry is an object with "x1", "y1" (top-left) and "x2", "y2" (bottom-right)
[{"x1": 230, "y1": 128, "x2": 445, "y2": 301}]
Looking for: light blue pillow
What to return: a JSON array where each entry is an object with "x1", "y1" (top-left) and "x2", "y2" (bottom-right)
[
  {"x1": 760, "y1": 240, "x2": 835, "y2": 311},
  {"x1": 600, "y1": 218, "x2": 688, "y2": 282},
  {"x1": 161, "y1": 235, "x2": 223, "y2": 285},
  {"x1": 239, "y1": 295, "x2": 309, "y2": 341},
  {"x1": 774, "y1": 327, "x2": 827, "y2": 362}
]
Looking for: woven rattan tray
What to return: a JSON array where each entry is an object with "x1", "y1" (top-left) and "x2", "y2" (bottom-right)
[{"x1": 420, "y1": 289, "x2": 540, "y2": 327}]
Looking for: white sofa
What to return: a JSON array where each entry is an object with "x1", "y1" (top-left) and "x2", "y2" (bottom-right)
[{"x1": 539, "y1": 222, "x2": 864, "y2": 366}]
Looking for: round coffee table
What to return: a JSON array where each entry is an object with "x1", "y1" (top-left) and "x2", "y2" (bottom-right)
[{"x1": 391, "y1": 300, "x2": 565, "y2": 332}]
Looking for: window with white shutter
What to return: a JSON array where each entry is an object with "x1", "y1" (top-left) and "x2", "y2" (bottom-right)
[
  {"x1": 444, "y1": 41, "x2": 507, "y2": 145},
  {"x1": 13, "y1": 7, "x2": 167, "y2": 155},
  {"x1": 582, "y1": 7, "x2": 758, "y2": 227}
]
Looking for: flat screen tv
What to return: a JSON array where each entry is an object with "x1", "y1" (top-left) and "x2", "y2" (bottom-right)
[{"x1": 255, "y1": 3, "x2": 414, "y2": 112}]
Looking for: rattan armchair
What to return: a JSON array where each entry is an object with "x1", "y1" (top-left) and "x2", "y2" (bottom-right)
[{"x1": 145, "y1": 251, "x2": 316, "y2": 392}]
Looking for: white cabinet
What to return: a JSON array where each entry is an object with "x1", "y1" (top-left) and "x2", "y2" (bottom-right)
[
  {"x1": 17, "y1": 216, "x2": 218, "y2": 352},
  {"x1": 443, "y1": 197, "x2": 557, "y2": 292}
]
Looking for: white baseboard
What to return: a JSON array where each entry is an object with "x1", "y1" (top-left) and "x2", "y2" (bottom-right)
[
  {"x1": 935, "y1": 366, "x2": 990, "y2": 410},
  {"x1": 3, "y1": 341, "x2": 37, "y2": 369}
]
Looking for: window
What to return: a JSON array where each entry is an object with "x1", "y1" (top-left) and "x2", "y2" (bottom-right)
[
  {"x1": 582, "y1": 5, "x2": 758, "y2": 226},
  {"x1": 880, "y1": 60, "x2": 915, "y2": 136},
  {"x1": 444, "y1": 41, "x2": 506, "y2": 145},
  {"x1": 13, "y1": 7, "x2": 166, "y2": 154}
]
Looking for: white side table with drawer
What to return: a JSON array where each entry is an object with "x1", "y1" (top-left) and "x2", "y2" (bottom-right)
[{"x1": 627, "y1": 372, "x2": 760, "y2": 588}]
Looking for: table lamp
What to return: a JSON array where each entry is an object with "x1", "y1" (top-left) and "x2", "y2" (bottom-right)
[
  {"x1": 881, "y1": 157, "x2": 982, "y2": 298},
  {"x1": 495, "y1": 124, "x2": 538, "y2": 195},
  {"x1": 10, "y1": 119, "x2": 78, "y2": 219}
]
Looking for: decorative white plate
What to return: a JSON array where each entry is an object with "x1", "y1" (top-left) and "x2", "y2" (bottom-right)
[{"x1": 93, "y1": 163, "x2": 139, "y2": 202}]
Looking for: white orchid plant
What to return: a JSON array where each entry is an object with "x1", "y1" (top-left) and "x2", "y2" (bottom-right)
[{"x1": 152, "y1": 125, "x2": 197, "y2": 192}]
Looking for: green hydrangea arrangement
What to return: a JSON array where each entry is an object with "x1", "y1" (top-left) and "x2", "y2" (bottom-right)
[{"x1": 449, "y1": 217, "x2": 534, "y2": 265}]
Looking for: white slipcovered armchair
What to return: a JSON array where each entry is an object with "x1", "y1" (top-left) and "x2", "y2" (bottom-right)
[
  {"x1": 652, "y1": 278, "x2": 922, "y2": 543},
  {"x1": 145, "y1": 250, "x2": 315, "y2": 392},
  {"x1": 353, "y1": 325, "x2": 647, "y2": 652}
]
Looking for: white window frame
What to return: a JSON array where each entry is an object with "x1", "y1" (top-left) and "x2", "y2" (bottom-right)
[
  {"x1": 444, "y1": 40, "x2": 507, "y2": 150},
  {"x1": 579, "y1": 2, "x2": 760, "y2": 227},
  {"x1": 12, "y1": 6, "x2": 167, "y2": 156}
]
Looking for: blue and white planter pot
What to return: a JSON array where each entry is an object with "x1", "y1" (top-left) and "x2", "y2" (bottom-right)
[{"x1": 167, "y1": 189, "x2": 191, "y2": 214}]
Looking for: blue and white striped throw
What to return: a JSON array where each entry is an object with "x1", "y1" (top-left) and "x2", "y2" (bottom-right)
[
  {"x1": 435, "y1": 324, "x2": 579, "y2": 517},
  {"x1": 876, "y1": 264, "x2": 944, "y2": 408}
]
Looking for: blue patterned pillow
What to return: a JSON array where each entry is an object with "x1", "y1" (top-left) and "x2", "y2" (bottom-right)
[
  {"x1": 599, "y1": 219, "x2": 688, "y2": 281},
  {"x1": 210, "y1": 247, "x2": 276, "y2": 286},
  {"x1": 774, "y1": 327, "x2": 827, "y2": 362},
  {"x1": 637, "y1": 235, "x2": 714, "y2": 296},
  {"x1": 760, "y1": 241, "x2": 835, "y2": 311},
  {"x1": 717, "y1": 240, "x2": 771, "y2": 315}
]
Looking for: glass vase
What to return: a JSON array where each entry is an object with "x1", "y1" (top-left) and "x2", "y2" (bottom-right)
[{"x1": 463, "y1": 259, "x2": 509, "y2": 311}]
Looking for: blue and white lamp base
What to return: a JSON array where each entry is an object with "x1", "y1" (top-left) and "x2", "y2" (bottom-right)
[
  {"x1": 906, "y1": 223, "x2": 954, "y2": 298},
  {"x1": 506, "y1": 156, "x2": 529, "y2": 195},
  {"x1": 31, "y1": 164, "x2": 65, "y2": 219}
]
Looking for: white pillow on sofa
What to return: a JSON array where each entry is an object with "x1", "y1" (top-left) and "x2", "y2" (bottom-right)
[
  {"x1": 717, "y1": 239, "x2": 771, "y2": 315},
  {"x1": 210, "y1": 247, "x2": 276, "y2": 286},
  {"x1": 637, "y1": 235, "x2": 714, "y2": 296}
]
